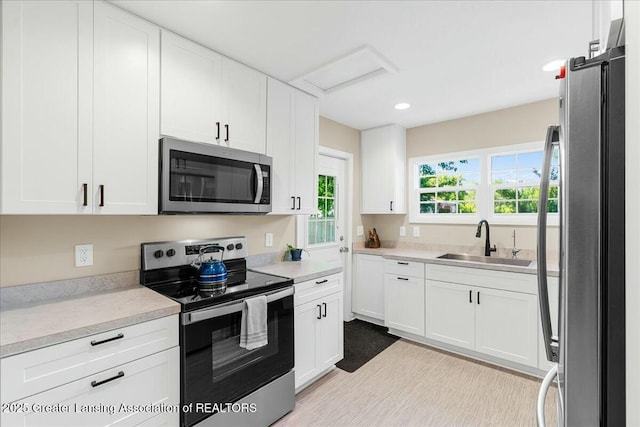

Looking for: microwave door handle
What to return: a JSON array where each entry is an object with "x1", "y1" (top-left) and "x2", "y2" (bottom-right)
[
  {"x1": 254, "y1": 164, "x2": 263, "y2": 204},
  {"x1": 182, "y1": 287, "x2": 293, "y2": 325},
  {"x1": 537, "y1": 125, "x2": 560, "y2": 363}
]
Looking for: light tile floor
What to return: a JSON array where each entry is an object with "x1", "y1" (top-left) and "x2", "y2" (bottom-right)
[{"x1": 274, "y1": 339, "x2": 557, "y2": 426}]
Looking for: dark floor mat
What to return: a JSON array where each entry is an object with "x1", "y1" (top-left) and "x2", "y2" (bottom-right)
[{"x1": 336, "y1": 319, "x2": 400, "y2": 373}]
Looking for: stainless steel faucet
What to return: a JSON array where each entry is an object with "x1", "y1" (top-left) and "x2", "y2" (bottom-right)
[
  {"x1": 511, "y1": 229, "x2": 521, "y2": 259},
  {"x1": 475, "y1": 220, "x2": 497, "y2": 256}
]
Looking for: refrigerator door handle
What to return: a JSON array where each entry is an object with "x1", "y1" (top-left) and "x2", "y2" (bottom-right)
[
  {"x1": 536, "y1": 363, "x2": 558, "y2": 427},
  {"x1": 537, "y1": 125, "x2": 560, "y2": 363}
]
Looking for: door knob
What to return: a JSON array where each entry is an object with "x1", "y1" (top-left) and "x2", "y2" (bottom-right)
[{"x1": 339, "y1": 247, "x2": 349, "y2": 253}]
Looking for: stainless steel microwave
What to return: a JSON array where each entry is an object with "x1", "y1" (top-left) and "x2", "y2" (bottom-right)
[{"x1": 159, "y1": 137, "x2": 272, "y2": 214}]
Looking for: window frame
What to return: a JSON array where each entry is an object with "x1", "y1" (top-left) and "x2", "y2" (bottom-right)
[{"x1": 409, "y1": 141, "x2": 559, "y2": 226}]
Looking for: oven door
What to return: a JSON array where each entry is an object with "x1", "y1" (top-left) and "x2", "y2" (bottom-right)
[
  {"x1": 180, "y1": 287, "x2": 294, "y2": 427},
  {"x1": 160, "y1": 137, "x2": 272, "y2": 214}
]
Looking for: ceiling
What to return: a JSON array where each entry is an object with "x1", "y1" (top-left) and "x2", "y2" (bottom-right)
[{"x1": 112, "y1": 0, "x2": 593, "y2": 130}]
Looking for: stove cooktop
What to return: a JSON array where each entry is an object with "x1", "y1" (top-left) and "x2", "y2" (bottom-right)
[{"x1": 148, "y1": 270, "x2": 293, "y2": 312}]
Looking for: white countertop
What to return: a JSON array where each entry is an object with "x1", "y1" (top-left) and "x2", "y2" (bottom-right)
[
  {"x1": 0, "y1": 285, "x2": 180, "y2": 358},
  {"x1": 352, "y1": 246, "x2": 559, "y2": 276},
  {"x1": 250, "y1": 259, "x2": 343, "y2": 283}
]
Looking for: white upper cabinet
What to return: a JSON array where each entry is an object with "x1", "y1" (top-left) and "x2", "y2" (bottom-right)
[
  {"x1": 360, "y1": 124, "x2": 406, "y2": 214},
  {"x1": 266, "y1": 78, "x2": 318, "y2": 215},
  {"x1": 160, "y1": 31, "x2": 222, "y2": 144},
  {"x1": 1, "y1": 0, "x2": 159, "y2": 215},
  {"x1": 93, "y1": 1, "x2": 159, "y2": 214},
  {"x1": 160, "y1": 32, "x2": 267, "y2": 154},
  {"x1": 221, "y1": 58, "x2": 267, "y2": 154},
  {"x1": 1, "y1": 0, "x2": 93, "y2": 214}
]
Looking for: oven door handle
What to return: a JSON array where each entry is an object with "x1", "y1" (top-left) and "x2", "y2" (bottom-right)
[{"x1": 182, "y1": 286, "x2": 294, "y2": 325}]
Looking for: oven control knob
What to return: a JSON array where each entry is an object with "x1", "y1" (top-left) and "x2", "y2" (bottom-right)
[
  {"x1": 226, "y1": 244, "x2": 234, "y2": 251},
  {"x1": 166, "y1": 249, "x2": 176, "y2": 257},
  {"x1": 235, "y1": 243, "x2": 243, "y2": 250},
  {"x1": 154, "y1": 250, "x2": 164, "y2": 258}
]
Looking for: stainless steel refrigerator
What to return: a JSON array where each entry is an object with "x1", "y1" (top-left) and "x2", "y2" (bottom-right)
[{"x1": 536, "y1": 46, "x2": 626, "y2": 426}]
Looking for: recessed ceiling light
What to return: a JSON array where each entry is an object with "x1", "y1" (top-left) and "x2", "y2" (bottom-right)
[
  {"x1": 394, "y1": 102, "x2": 410, "y2": 110},
  {"x1": 541, "y1": 59, "x2": 567, "y2": 72}
]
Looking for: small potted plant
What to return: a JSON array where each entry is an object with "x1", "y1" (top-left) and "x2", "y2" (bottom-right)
[{"x1": 284, "y1": 244, "x2": 310, "y2": 261}]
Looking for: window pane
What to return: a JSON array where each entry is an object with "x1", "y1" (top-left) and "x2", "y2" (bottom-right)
[
  {"x1": 495, "y1": 189, "x2": 516, "y2": 200},
  {"x1": 318, "y1": 176, "x2": 326, "y2": 197},
  {"x1": 552, "y1": 147, "x2": 560, "y2": 165},
  {"x1": 420, "y1": 176, "x2": 436, "y2": 188},
  {"x1": 437, "y1": 161, "x2": 459, "y2": 173},
  {"x1": 326, "y1": 220, "x2": 335, "y2": 243},
  {"x1": 518, "y1": 169, "x2": 542, "y2": 183},
  {"x1": 457, "y1": 190, "x2": 476, "y2": 201},
  {"x1": 437, "y1": 191, "x2": 456, "y2": 201},
  {"x1": 317, "y1": 198, "x2": 326, "y2": 218},
  {"x1": 420, "y1": 193, "x2": 435, "y2": 202},
  {"x1": 492, "y1": 169, "x2": 517, "y2": 184},
  {"x1": 437, "y1": 202, "x2": 457, "y2": 213},
  {"x1": 550, "y1": 166, "x2": 559, "y2": 181},
  {"x1": 549, "y1": 186, "x2": 559, "y2": 198},
  {"x1": 495, "y1": 201, "x2": 516, "y2": 213},
  {"x1": 492, "y1": 154, "x2": 517, "y2": 170},
  {"x1": 518, "y1": 151, "x2": 543, "y2": 169},
  {"x1": 459, "y1": 173, "x2": 480, "y2": 186},
  {"x1": 308, "y1": 221, "x2": 316, "y2": 245},
  {"x1": 518, "y1": 200, "x2": 538, "y2": 213},
  {"x1": 326, "y1": 176, "x2": 334, "y2": 197},
  {"x1": 456, "y1": 158, "x2": 479, "y2": 172},
  {"x1": 419, "y1": 163, "x2": 437, "y2": 175},
  {"x1": 547, "y1": 200, "x2": 559, "y2": 213},
  {"x1": 459, "y1": 202, "x2": 477, "y2": 213},
  {"x1": 437, "y1": 175, "x2": 458, "y2": 187},
  {"x1": 317, "y1": 221, "x2": 326, "y2": 244},
  {"x1": 420, "y1": 203, "x2": 435, "y2": 213},
  {"x1": 326, "y1": 199, "x2": 335, "y2": 218},
  {"x1": 517, "y1": 187, "x2": 540, "y2": 200}
]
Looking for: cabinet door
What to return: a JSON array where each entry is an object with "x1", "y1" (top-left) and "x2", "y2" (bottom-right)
[
  {"x1": 160, "y1": 30, "x2": 222, "y2": 144},
  {"x1": 353, "y1": 255, "x2": 385, "y2": 320},
  {"x1": 425, "y1": 280, "x2": 475, "y2": 349},
  {"x1": 475, "y1": 287, "x2": 538, "y2": 367},
  {"x1": 93, "y1": 1, "x2": 159, "y2": 214},
  {"x1": 266, "y1": 78, "x2": 295, "y2": 214},
  {"x1": 1, "y1": 0, "x2": 92, "y2": 214},
  {"x1": 2, "y1": 347, "x2": 179, "y2": 427},
  {"x1": 221, "y1": 58, "x2": 267, "y2": 154},
  {"x1": 292, "y1": 90, "x2": 319, "y2": 214},
  {"x1": 294, "y1": 300, "x2": 320, "y2": 389},
  {"x1": 384, "y1": 274, "x2": 425, "y2": 336},
  {"x1": 316, "y1": 292, "x2": 344, "y2": 370}
]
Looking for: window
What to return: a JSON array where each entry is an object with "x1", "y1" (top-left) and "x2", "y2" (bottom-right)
[
  {"x1": 308, "y1": 175, "x2": 336, "y2": 245},
  {"x1": 491, "y1": 148, "x2": 559, "y2": 215},
  {"x1": 417, "y1": 157, "x2": 480, "y2": 215},
  {"x1": 409, "y1": 142, "x2": 559, "y2": 225}
]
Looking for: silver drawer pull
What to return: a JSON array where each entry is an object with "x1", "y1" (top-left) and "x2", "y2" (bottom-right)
[
  {"x1": 90, "y1": 333, "x2": 124, "y2": 346},
  {"x1": 315, "y1": 279, "x2": 328, "y2": 285}
]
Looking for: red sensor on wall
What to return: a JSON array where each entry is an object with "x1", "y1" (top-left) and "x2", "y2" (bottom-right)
[{"x1": 555, "y1": 65, "x2": 566, "y2": 80}]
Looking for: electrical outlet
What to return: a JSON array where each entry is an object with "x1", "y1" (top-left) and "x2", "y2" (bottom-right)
[
  {"x1": 399, "y1": 226, "x2": 406, "y2": 237},
  {"x1": 356, "y1": 226, "x2": 364, "y2": 236},
  {"x1": 75, "y1": 244, "x2": 93, "y2": 267},
  {"x1": 412, "y1": 226, "x2": 421, "y2": 237},
  {"x1": 265, "y1": 232, "x2": 273, "y2": 247}
]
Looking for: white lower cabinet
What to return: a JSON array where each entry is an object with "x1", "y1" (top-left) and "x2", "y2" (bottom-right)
[
  {"x1": 0, "y1": 315, "x2": 179, "y2": 426},
  {"x1": 384, "y1": 259, "x2": 425, "y2": 336},
  {"x1": 294, "y1": 273, "x2": 343, "y2": 390},
  {"x1": 425, "y1": 264, "x2": 539, "y2": 369},
  {"x1": 352, "y1": 254, "x2": 385, "y2": 320}
]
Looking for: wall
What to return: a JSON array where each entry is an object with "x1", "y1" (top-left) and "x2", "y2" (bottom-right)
[
  {"x1": 362, "y1": 98, "x2": 560, "y2": 254},
  {"x1": 0, "y1": 215, "x2": 295, "y2": 287},
  {"x1": 318, "y1": 116, "x2": 362, "y2": 241}
]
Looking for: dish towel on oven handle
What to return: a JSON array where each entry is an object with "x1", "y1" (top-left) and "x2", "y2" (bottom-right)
[{"x1": 239, "y1": 295, "x2": 268, "y2": 350}]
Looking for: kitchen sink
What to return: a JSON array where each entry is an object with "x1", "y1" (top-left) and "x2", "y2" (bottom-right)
[{"x1": 437, "y1": 253, "x2": 533, "y2": 267}]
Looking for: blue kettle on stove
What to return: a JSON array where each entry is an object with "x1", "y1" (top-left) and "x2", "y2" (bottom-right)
[{"x1": 191, "y1": 245, "x2": 227, "y2": 294}]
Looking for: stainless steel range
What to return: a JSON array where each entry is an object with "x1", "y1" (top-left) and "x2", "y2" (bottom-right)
[{"x1": 140, "y1": 237, "x2": 294, "y2": 427}]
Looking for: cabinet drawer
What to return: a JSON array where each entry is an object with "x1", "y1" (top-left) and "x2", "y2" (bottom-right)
[
  {"x1": 425, "y1": 263, "x2": 537, "y2": 294},
  {"x1": 384, "y1": 259, "x2": 425, "y2": 278},
  {"x1": 1, "y1": 315, "x2": 178, "y2": 403},
  {"x1": 295, "y1": 273, "x2": 342, "y2": 306},
  {"x1": 2, "y1": 347, "x2": 179, "y2": 426}
]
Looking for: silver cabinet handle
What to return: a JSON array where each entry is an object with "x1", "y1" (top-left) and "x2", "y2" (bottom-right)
[{"x1": 537, "y1": 125, "x2": 560, "y2": 363}]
